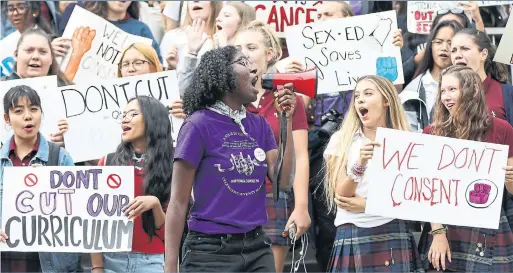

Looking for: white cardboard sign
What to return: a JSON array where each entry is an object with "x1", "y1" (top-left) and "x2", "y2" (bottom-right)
[
  {"x1": 61, "y1": 71, "x2": 181, "y2": 162},
  {"x1": 246, "y1": 1, "x2": 321, "y2": 38},
  {"x1": 494, "y1": 14, "x2": 513, "y2": 65},
  {"x1": 0, "y1": 166, "x2": 134, "y2": 252},
  {"x1": 59, "y1": 6, "x2": 153, "y2": 84},
  {"x1": 366, "y1": 128, "x2": 507, "y2": 230},
  {"x1": 285, "y1": 10, "x2": 404, "y2": 94},
  {"x1": 0, "y1": 31, "x2": 21, "y2": 77},
  {"x1": 0, "y1": 76, "x2": 63, "y2": 149},
  {"x1": 407, "y1": 1, "x2": 461, "y2": 34}
]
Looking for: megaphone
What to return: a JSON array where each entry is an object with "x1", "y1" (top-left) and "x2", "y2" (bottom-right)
[{"x1": 261, "y1": 68, "x2": 318, "y2": 98}]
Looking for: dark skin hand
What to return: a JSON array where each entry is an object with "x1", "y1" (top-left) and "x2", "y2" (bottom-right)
[{"x1": 164, "y1": 84, "x2": 295, "y2": 272}]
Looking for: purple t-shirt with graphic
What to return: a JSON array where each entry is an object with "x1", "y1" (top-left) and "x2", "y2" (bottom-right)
[{"x1": 174, "y1": 109, "x2": 278, "y2": 234}]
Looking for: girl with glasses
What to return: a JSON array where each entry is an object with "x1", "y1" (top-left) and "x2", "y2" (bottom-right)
[
  {"x1": 90, "y1": 96, "x2": 173, "y2": 273},
  {"x1": 117, "y1": 43, "x2": 185, "y2": 120},
  {"x1": 165, "y1": 46, "x2": 296, "y2": 273}
]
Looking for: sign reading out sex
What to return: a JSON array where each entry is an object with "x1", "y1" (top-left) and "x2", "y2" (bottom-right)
[
  {"x1": 365, "y1": 128, "x2": 508, "y2": 229},
  {"x1": 407, "y1": 1, "x2": 461, "y2": 34},
  {"x1": 60, "y1": 6, "x2": 152, "y2": 84},
  {"x1": 285, "y1": 10, "x2": 404, "y2": 94},
  {"x1": 61, "y1": 70, "x2": 181, "y2": 162},
  {"x1": 0, "y1": 166, "x2": 134, "y2": 252}
]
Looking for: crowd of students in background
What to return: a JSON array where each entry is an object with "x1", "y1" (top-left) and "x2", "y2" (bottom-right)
[{"x1": 0, "y1": 1, "x2": 513, "y2": 273}]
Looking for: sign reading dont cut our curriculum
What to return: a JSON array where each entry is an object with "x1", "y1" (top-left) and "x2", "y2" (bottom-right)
[{"x1": 0, "y1": 166, "x2": 135, "y2": 253}]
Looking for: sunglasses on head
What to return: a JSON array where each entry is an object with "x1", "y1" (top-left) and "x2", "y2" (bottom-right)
[{"x1": 437, "y1": 9, "x2": 465, "y2": 15}]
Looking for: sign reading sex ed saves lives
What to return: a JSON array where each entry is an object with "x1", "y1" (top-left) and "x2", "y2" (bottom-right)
[
  {"x1": 0, "y1": 166, "x2": 134, "y2": 252},
  {"x1": 285, "y1": 10, "x2": 404, "y2": 94},
  {"x1": 366, "y1": 128, "x2": 508, "y2": 229}
]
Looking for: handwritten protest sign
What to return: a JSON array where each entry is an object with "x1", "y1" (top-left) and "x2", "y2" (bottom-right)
[
  {"x1": 366, "y1": 128, "x2": 507, "y2": 229},
  {"x1": 0, "y1": 76, "x2": 63, "y2": 149},
  {"x1": 0, "y1": 166, "x2": 134, "y2": 252},
  {"x1": 61, "y1": 71, "x2": 180, "y2": 162},
  {"x1": 245, "y1": 1, "x2": 322, "y2": 38},
  {"x1": 0, "y1": 31, "x2": 21, "y2": 77},
  {"x1": 407, "y1": 1, "x2": 461, "y2": 34},
  {"x1": 285, "y1": 10, "x2": 403, "y2": 94},
  {"x1": 59, "y1": 6, "x2": 152, "y2": 84},
  {"x1": 494, "y1": 14, "x2": 513, "y2": 65}
]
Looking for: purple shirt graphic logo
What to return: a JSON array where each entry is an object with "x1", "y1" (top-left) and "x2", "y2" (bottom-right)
[{"x1": 174, "y1": 109, "x2": 277, "y2": 234}]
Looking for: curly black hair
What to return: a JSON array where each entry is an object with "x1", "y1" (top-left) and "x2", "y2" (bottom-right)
[{"x1": 183, "y1": 46, "x2": 239, "y2": 115}]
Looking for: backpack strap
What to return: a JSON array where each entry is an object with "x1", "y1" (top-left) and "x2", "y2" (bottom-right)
[{"x1": 47, "y1": 142, "x2": 61, "y2": 166}]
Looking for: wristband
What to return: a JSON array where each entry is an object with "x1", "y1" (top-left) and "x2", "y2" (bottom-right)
[
  {"x1": 428, "y1": 226, "x2": 447, "y2": 235},
  {"x1": 92, "y1": 266, "x2": 104, "y2": 271}
]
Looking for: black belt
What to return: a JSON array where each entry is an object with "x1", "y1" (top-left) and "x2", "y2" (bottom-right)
[{"x1": 188, "y1": 226, "x2": 263, "y2": 240}]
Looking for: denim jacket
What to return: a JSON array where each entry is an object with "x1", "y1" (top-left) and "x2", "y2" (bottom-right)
[{"x1": 0, "y1": 133, "x2": 80, "y2": 273}]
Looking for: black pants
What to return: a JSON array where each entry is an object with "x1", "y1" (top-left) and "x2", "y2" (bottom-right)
[{"x1": 180, "y1": 227, "x2": 275, "y2": 272}]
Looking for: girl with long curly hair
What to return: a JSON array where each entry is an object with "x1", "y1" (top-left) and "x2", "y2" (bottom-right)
[
  {"x1": 165, "y1": 46, "x2": 296, "y2": 273},
  {"x1": 323, "y1": 75, "x2": 423, "y2": 273},
  {"x1": 419, "y1": 65, "x2": 513, "y2": 272},
  {"x1": 90, "y1": 96, "x2": 173, "y2": 273}
]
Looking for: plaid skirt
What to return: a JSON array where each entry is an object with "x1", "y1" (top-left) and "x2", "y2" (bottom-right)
[
  {"x1": 418, "y1": 208, "x2": 513, "y2": 272},
  {"x1": 263, "y1": 191, "x2": 294, "y2": 246},
  {"x1": 328, "y1": 219, "x2": 424, "y2": 273}
]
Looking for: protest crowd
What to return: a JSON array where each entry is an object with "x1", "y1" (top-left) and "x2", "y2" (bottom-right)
[{"x1": 1, "y1": 1, "x2": 513, "y2": 273}]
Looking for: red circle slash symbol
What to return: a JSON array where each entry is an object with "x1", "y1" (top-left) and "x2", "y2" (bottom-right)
[
  {"x1": 24, "y1": 173, "x2": 38, "y2": 187},
  {"x1": 107, "y1": 174, "x2": 122, "y2": 189}
]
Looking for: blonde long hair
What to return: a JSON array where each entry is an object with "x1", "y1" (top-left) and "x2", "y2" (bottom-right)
[
  {"x1": 117, "y1": 43, "x2": 162, "y2": 78},
  {"x1": 323, "y1": 75, "x2": 410, "y2": 212},
  {"x1": 181, "y1": 2, "x2": 223, "y2": 36},
  {"x1": 238, "y1": 20, "x2": 282, "y2": 68}
]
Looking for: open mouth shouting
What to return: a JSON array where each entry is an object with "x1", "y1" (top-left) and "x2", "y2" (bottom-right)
[
  {"x1": 122, "y1": 125, "x2": 132, "y2": 134},
  {"x1": 439, "y1": 52, "x2": 449, "y2": 60},
  {"x1": 28, "y1": 63, "x2": 42, "y2": 70},
  {"x1": 358, "y1": 106, "x2": 369, "y2": 120},
  {"x1": 192, "y1": 5, "x2": 203, "y2": 11},
  {"x1": 24, "y1": 123, "x2": 35, "y2": 133},
  {"x1": 216, "y1": 24, "x2": 223, "y2": 31},
  {"x1": 453, "y1": 59, "x2": 467, "y2": 66}
]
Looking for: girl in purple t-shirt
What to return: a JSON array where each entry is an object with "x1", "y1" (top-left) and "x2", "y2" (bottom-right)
[{"x1": 164, "y1": 46, "x2": 296, "y2": 273}]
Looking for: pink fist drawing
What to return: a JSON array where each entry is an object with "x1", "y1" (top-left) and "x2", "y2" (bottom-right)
[{"x1": 469, "y1": 183, "x2": 491, "y2": 205}]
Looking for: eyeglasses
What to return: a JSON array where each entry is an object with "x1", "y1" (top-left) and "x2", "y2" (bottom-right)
[
  {"x1": 437, "y1": 9, "x2": 464, "y2": 15},
  {"x1": 230, "y1": 56, "x2": 253, "y2": 69},
  {"x1": 119, "y1": 60, "x2": 149, "y2": 71},
  {"x1": 112, "y1": 110, "x2": 140, "y2": 123},
  {"x1": 7, "y1": 4, "x2": 28, "y2": 14}
]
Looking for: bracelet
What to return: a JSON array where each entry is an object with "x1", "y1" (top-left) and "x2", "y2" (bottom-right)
[
  {"x1": 91, "y1": 266, "x2": 104, "y2": 271},
  {"x1": 428, "y1": 226, "x2": 447, "y2": 235},
  {"x1": 352, "y1": 163, "x2": 367, "y2": 176}
]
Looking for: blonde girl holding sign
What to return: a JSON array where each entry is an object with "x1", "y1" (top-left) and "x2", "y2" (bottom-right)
[
  {"x1": 323, "y1": 75, "x2": 423, "y2": 273},
  {"x1": 419, "y1": 65, "x2": 513, "y2": 272}
]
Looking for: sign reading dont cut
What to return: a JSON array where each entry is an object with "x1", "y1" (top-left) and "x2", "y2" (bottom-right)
[{"x1": 0, "y1": 166, "x2": 135, "y2": 252}]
